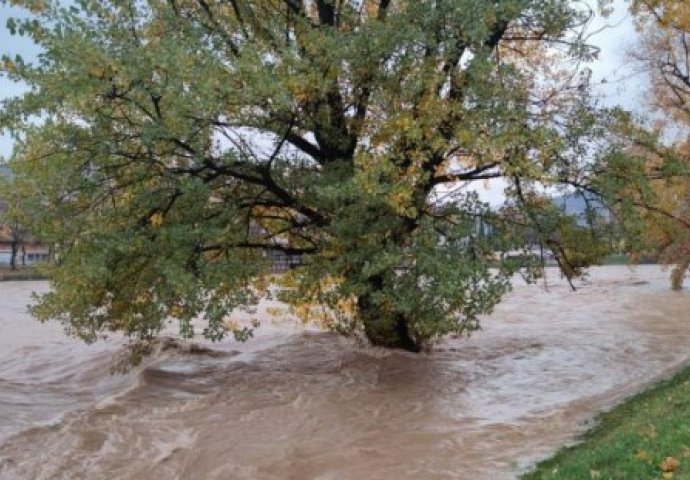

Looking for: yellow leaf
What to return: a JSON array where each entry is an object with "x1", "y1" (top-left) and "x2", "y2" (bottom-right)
[
  {"x1": 2, "y1": 57, "x2": 16, "y2": 73},
  {"x1": 88, "y1": 65, "x2": 106, "y2": 80},
  {"x1": 149, "y1": 212, "x2": 163, "y2": 227},
  {"x1": 661, "y1": 456, "x2": 680, "y2": 473},
  {"x1": 266, "y1": 306, "x2": 287, "y2": 317},
  {"x1": 635, "y1": 449, "x2": 650, "y2": 461}
]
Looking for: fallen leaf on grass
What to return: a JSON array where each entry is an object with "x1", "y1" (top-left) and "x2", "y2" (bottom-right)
[
  {"x1": 635, "y1": 449, "x2": 650, "y2": 461},
  {"x1": 661, "y1": 456, "x2": 680, "y2": 473}
]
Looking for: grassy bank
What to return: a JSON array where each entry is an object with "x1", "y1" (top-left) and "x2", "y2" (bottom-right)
[
  {"x1": 0, "y1": 268, "x2": 46, "y2": 281},
  {"x1": 522, "y1": 364, "x2": 690, "y2": 479},
  {"x1": 601, "y1": 253, "x2": 658, "y2": 266}
]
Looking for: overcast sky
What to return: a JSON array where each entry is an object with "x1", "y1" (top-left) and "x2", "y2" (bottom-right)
[
  {"x1": 0, "y1": 4, "x2": 35, "y2": 158},
  {"x1": 0, "y1": 0, "x2": 648, "y2": 177},
  {"x1": 473, "y1": 0, "x2": 649, "y2": 206},
  {"x1": 587, "y1": 0, "x2": 648, "y2": 108}
]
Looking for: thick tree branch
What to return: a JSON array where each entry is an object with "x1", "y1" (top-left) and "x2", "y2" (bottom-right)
[
  {"x1": 202, "y1": 242, "x2": 316, "y2": 255},
  {"x1": 432, "y1": 162, "x2": 501, "y2": 186}
]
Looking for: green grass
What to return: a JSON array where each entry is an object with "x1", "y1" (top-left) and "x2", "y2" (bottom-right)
[
  {"x1": 522, "y1": 364, "x2": 690, "y2": 480},
  {"x1": 0, "y1": 267, "x2": 46, "y2": 281},
  {"x1": 600, "y1": 253, "x2": 658, "y2": 266},
  {"x1": 602, "y1": 253, "x2": 631, "y2": 266}
]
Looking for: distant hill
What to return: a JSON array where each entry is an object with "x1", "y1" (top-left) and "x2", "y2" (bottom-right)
[
  {"x1": 552, "y1": 192, "x2": 611, "y2": 224},
  {"x1": 0, "y1": 165, "x2": 11, "y2": 180}
]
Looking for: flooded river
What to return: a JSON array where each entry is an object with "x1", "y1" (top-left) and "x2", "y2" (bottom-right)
[{"x1": 1, "y1": 265, "x2": 689, "y2": 479}]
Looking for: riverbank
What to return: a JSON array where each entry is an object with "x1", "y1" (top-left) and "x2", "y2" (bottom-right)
[
  {"x1": 0, "y1": 268, "x2": 46, "y2": 281},
  {"x1": 523, "y1": 363, "x2": 690, "y2": 479}
]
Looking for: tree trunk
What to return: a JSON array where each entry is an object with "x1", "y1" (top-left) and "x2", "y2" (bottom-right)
[
  {"x1": 357, "y1": 275, "x2": 421, "y2": 352},
  {"x1": 671, "y1": 258, "x2": 690, "y2": 291},
  {"x1": 9, "y1": 240, "x2": 18, "y2": 271}
]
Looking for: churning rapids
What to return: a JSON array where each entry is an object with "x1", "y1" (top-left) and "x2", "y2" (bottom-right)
[{"x1": 1, "y1": 265, "x2": 690, "y2": 479}]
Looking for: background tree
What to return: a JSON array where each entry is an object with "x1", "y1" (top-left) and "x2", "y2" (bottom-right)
[
  {"x1": 8, "y1": 219, "x2": 26, "y2": 270},
  {"x1": 610, "y1": 0, "x2": 690, "y2": 290},
  {"x1": 0, "y1": 165, "x2": 26, "y2": 270},
  {"x1": 1, "y1": 0, "x2": 614, "y2": 356}
]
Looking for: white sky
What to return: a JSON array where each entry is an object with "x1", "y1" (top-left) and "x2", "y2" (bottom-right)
[
  {"x1": 587, "y1": 0, "x2": 647, "y2": 108},
  {"x1": 0, "y1": 0, "x2": 650, "y2": 203},
  {"x1": 461, "y1": 0, "x2": 650, "y2": 207},
  {"x1": 0, "y1": 5, "x2": 34, "y2": 158}
]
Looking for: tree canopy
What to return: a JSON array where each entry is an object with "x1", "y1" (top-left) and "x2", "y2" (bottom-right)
[{"x1": 0, "y1": 0, "x2": 620, "y2": 356}]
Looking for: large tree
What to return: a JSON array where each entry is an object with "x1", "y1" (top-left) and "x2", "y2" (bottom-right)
[{"x1": 0, "y1": 0, "x2": 613, "y2": 355}]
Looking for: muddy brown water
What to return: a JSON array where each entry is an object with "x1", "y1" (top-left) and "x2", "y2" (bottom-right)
[{"x1": 1, "y1": 265, "x2": 689, "y2": 479}]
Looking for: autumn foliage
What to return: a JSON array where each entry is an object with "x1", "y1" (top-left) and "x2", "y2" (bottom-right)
[{"x1": 623, "y1": 0, "x2": 690, "y2": 289}]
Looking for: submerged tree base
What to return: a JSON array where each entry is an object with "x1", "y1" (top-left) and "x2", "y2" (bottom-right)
[
  {"x1": 362, "y1": 315, "x2": 422, "y2": 353},
  {"x1": 671, "y1": 259, "x2": 690, "y2": 291},
  {"x1": 357, "y1": 288, "x2": 423, "y2": 353}
]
